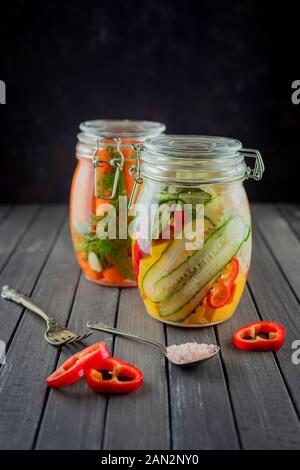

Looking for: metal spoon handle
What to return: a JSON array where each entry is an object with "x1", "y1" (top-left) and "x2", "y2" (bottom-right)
[
  {"x1": 87, "y1": 320, "x2": 167, "y2": 354},
  {"x1": 1, "y1": 285, "x2": 52, "y2": 324}
]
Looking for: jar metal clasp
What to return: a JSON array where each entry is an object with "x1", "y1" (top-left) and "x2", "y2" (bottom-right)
[
  {"x1": 93, "y1": 137, "x2": 124, "y2": 199},
  {"x1": 128, "y1": 144, "x2": 143, "y2": 209},
  {"x1": 241, "y1": 148, "x2": 265, "y2": 181}
]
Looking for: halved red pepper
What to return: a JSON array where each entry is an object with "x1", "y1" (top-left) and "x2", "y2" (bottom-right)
[
  {"x1": 46, "y1": 342, "x2": 110, "y2": 388},
  {"x1": 233, "y1": 321, "x2": 286, "y2": 351},
  {"x1": 207, "y1": 258, "x2": 239, "y2": 309},
  {"x1": 85, "y1": 357, "x2": 143, "y2": 394}
]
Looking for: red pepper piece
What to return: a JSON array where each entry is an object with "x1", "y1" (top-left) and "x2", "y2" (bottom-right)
[
  {"x1": 133, "y1": 241, "x2": 142, "y2": 281},
  {"x1": 220, "y1": 258, "x2": 239, "y2": 283},
  {"x1": 172, "y1": 210, "x2": 184, "y2": 238},
  {"x1": 159, "y1": 210, "x2": 184, "y2": 240},
  {"x1": 207, "y1": 258, "x2": 239, "y2": 309},
  {"x1": 85, "y1": 357, "x2": 143, "y2": 394},
  {"x1": 207, "y1": 282, "x2": 234, "y2": 309},
  {"x1": 233, "y1": 321, "x2": 286, "y2": 351},
  {"x1": 133, "y1": 240, "x2": 148, "y2": 281},
  {"x1": 46, "y1": 342, "x2": 110, "y2": 388}
]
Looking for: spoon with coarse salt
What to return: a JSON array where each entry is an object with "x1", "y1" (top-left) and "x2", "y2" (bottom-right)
[{"x1": 87, "y1": 320, "x2": 220, "y2": 366}]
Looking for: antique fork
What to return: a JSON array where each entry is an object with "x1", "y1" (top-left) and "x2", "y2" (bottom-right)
[{"x1": 1, "y1": 285, "x2": 92, "y2": 346}]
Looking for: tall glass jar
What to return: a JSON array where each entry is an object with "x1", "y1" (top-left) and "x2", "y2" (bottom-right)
[
  {"x1": 131, "y1": 135, "x2": 264, "y2": 326},
  {"x1": 70, "y1": 119, "x2": 165, "y2": 287}
]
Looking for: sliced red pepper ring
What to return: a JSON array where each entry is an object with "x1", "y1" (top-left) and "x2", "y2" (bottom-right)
[
  {"x1": 207, "y1": 258, "x2": 239, "y2": 309},
  {"x1": 207, "y1": 282, "x2": 233, "y2": 309},
  {"x1": 85, "y1": 357, "x2": 143, "y2": 394},
  {"x1": 233, "y1": 321, "x2": 286, "y2": 351},
  {"x1": 46, "y1": 342, "x2": 110, "y2": 388},
  {"x1": 221, "y1": 258, "x2": 239, "y2": 284}
]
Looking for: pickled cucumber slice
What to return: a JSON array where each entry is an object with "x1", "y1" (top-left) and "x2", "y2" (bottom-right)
[
  {"x1": 178, "y1": 190, "x2": 211, "y2": 206},
  {"x1": 158, "y1": 193, "x2": 183, "y2": 205},
  {"x1": 158, "y1": 189, "x2": 211, "y2": 206},
  {"x1": 157, "y1": 216, "x2": 246, "y2": 316},
  {"x1": 142, "y1": 225, "x2": 196, "y2": 302},
  {"x1": 160, "y1": 274, "x2": 219, "y2": 323},
  {"x1": 204, "y1": 195, "x2": 233, "y2": 228},
  {"x1": 236, "y1": 227, "x2": 252, "y2": 274},
  {"x1": 204, "y1": 216, "x2": 215, "y2": 239}
]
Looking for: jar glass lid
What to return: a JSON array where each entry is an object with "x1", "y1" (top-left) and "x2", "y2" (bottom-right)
[
  {"x1": 79, "y1": 119, "x2": 166, "y2": 140},
  {"x1": 138, "y1": 135, "x2": 264, "y2": 184},
  {"x1": 143, "y1": 135, "x2": 242, "y2": 158}
]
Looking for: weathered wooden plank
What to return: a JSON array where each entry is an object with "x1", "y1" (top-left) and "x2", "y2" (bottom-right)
[
  {"x1": 0, "y1": 205, "x2": 11, "y2": 223},
  {"x1": 0, "y1": 219, "x2": 80, "y2": 450},
  {"x1": 277, "y1": 204, "x2": 300, "y2": 240},
  {"x1": 217, "y1": 287, "x2": 300, "y2": 449},
  {"x1": 0, "y1": 205, "x2": 39, "y2": 272},
  {"x1": 1, "y1": 203, "x2": 299, "y2": 451},
  {"x1": 103, "y1": 288, "x2": 170, "y2": 450},
  {"x1": 252, "y1": 204, "x2": 300, "y2": 302},
  {"x1": 248, "y1": 215, "x2": 300, "y2": 415},
  {"x1": 0, "y1": 205, "x2": 66, "y2": 346},
  {"x1": 35, "y1": 279, "x2": 119, "y2": 450},
  {"x1": 166, "y1": 324, "x2": 239, "y2": 450}
]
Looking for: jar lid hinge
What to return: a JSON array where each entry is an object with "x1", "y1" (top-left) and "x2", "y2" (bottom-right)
[{"x1": 241, "y1": 148, "x2": 265, "y2": 181}]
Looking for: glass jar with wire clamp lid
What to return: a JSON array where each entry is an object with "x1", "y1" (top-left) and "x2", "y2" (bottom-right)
[
  {"x1": 129, "y1": 135, "x2": 264, "y2": 326},
  {"x1": 70, "y1": 119, "x2": 166, "y2": 287}
]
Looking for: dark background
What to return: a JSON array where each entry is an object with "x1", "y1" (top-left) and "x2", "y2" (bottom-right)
[{"x1": 0, "y1": 0, "x2": 299, "y2": 203}]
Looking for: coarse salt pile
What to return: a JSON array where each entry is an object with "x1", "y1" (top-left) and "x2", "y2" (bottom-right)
[{"x1": 166, "y1": 342, "x2": 217, "y2": 365}]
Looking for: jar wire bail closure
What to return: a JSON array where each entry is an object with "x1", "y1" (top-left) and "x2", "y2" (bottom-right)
[
  {"x1": 128, "y1": 144, "x2": 143, "y2": 209},
  {"x1": 93, "y1": 137, "x2": 125, "y2": 199},
  {"x1": 241, "y1": 148, "x2": 265, "y2": 181},
  {"x1": 128, "y1": 136, "x2": 265, "y2": 207}
]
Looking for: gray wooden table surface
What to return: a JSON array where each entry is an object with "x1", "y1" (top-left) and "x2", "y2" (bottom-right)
[{"x1": 0, "y1": 204, "x2": 299, "y2": 450}]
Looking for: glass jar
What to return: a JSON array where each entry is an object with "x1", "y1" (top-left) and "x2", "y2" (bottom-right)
[
  {"x1": 131, "y1": 135, "x2": 264, "y2": 326},
  {"x1": 70, "y1": 119, "x2": 166, "y2": 286}
]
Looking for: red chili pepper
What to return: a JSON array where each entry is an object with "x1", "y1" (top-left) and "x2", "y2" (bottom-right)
[
  {"x1": 46, "y1": 342, "x2": 110, "y2": 388},
  {"x1": 85, "y1": 357, "x2": 143, "y2": 394},
  {"x1": 207, "y1": 258, "x2": 239, "y2": 309},
  {"x1": 233, "y1": 321, "x2": 286, "y2": 351},
  {"x1": 133, "y1": 241, "x2": 143, "y2": 281}
]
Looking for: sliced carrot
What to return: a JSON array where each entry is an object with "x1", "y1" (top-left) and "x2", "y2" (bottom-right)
[
  {"x1": 91, "y1": 196, "x2": 97, "y2": 216},
  {"x1": 95, "y1": 198, "x2": 113, "y2": 212},
  {"x1": 120, "y1": 146, "x2": 134, "y2": 159},
  {"x1": 70, "y1": 161, "x2": 95, "y2": 228},
  {"x1": 85, "y1": 269, "x2": 103, "y2": 281},
  {"x1": 76, "y1": 251, "x2": 87, "y2": 263},
  {"x1": 119, "y1": 141, "x2": 139, "y2": 196},
  {"x1": 124, "y1": 161, "x2": 143, "y2": 201},
  {"x1": 76, "y1": 253, "x2": 89, "y2": 272},
  {"x1": 71, "y1": 227, "x2": 86, "y2": 245},
  {"x1": 102, "y1": 266, "x2": 124, "y2": 284},
  {"x1": 76, "y1": 252, "x2": 103, "y2": 280},
  {"x1": 124, "y1": 161, "x2": 134, "y2": 195}
]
